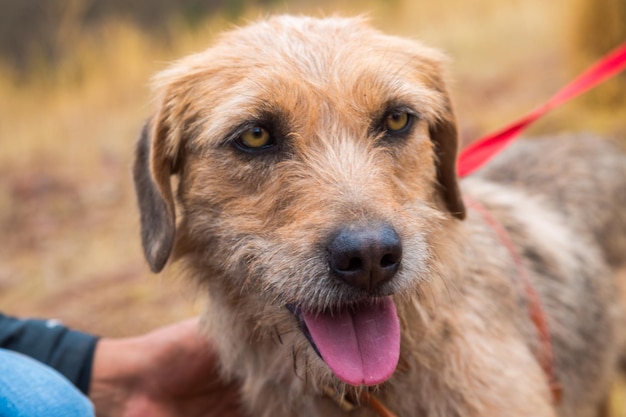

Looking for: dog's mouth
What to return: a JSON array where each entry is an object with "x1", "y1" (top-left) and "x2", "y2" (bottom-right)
[{"x1": 287, "y1": 296, "x2": 400, "y2": 386}]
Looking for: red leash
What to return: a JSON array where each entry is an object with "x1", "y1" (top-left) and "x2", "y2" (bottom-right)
[
  {"x1": 330, "y1": 43, "x2": 626, "y2": 416},
  {"x1": 457, "y1": 41, "x2": 626, "y2": 178},
  {"x1": 456, "y1": 41, "x2": 626, "y2": 405}
]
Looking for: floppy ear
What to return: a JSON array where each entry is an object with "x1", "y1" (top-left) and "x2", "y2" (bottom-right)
[
  {"x1": 428, "y1": 96, "x2": 466, "y2": 220},
  {"x1": 133, "y1": 118, "x2": 178, "y2": 273}
]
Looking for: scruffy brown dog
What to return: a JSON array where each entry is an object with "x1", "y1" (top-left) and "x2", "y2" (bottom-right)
[{"x1": 133, "y1": 16, "x2": 626, "y2": 417}]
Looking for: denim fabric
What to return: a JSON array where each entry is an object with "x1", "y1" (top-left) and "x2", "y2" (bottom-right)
[
  {"x1": 0, "y1": 348, "x2": 94, "y2": 417},
  {"x1": 0, "y1": 314, "x2": 99, "y2": 394}
]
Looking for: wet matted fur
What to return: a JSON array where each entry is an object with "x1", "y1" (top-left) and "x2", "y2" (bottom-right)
[{"x1": 133, "y1": 16, "x2": 626, "y2": 417}]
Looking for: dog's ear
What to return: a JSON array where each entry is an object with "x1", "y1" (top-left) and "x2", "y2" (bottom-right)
[
  {"x1": 133, "y1": 117, "x2": 179, "y2": 273},
  {"x1": 428, "y1": 94, "x2": 466, "y2": 220}
]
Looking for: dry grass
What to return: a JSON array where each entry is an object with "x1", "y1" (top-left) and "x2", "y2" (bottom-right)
[{"x1": 0, "y1": 0, "x2": 624, "y2": 413}]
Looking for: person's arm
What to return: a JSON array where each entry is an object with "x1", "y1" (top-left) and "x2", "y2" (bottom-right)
[
  {"x1": 89, "y1": 318, "x2": 244, "y2": 417},
  {"x1": 0, "y1": 312, "x2": 98, "y2": 394},
  {"x1": 0, "y1": 313, "x2": 243, "y2": 416}
]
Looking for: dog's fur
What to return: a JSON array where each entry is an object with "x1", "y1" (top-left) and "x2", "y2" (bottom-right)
[{"x1": 133, "y1": 16, "x2": 626, "y2": 417}]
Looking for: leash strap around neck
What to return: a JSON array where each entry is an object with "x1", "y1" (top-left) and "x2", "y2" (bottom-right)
[
  {"x1": 454, "y1": 39, "x2": 626, "y2": 407},
  {"x1": 457, "y1": 41, "x2": 626, "y2": 178},
  {"x1": 464, "y1": 196, "x2": 562, "y2": 405},
  {"x1": 359, "y1": 391, "x2": 399, "y2": 417},
  {"x1": 323, "y1": 387, "x2": 399, "y2": 417}
]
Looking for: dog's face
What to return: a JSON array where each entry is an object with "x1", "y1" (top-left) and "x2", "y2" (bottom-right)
[{"x1": 134, "y1": 16, "x2": 465, "y2": 387}]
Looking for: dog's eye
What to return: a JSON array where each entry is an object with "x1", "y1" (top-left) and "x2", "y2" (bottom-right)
[
  {"x1": 238, "y1": 126, "x2": 273, "y2": 149},
  {"x1": 384, "y1": 111, "x2": 411, "y2": 133}
]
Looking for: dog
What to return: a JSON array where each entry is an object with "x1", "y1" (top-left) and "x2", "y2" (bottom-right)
[{"x1": 132, "y1": 16, "x2": 626, "y2": 417}]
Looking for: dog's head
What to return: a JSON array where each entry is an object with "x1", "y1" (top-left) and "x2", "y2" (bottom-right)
[{"x1": 134, "y1": 16, "x2": 465, "y2": 388}]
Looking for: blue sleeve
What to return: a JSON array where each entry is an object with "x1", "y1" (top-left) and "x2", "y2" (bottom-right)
[{"x1": 0, "y1": 312, "x2": 99, "y2": 395}]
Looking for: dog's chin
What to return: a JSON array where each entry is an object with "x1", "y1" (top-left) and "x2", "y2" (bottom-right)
[{"x1": 286, "y1": 295, "x2": 401, "y2": 387}]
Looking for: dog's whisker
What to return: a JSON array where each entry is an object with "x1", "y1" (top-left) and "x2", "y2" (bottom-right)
[
  {"x1": 274, "y1": 325, "x2": 283, "y2": 345},
  {"x1": 292, "y1": 346, "x2": 304, "y2": 382},
  {"x1": 303, "y1": 349, "x2": 310, "y2": 391}
]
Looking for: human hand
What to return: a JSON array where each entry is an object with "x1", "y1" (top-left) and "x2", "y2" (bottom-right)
[{"x1": 89, "y1": 318, "x2": 243, "y2": 417}]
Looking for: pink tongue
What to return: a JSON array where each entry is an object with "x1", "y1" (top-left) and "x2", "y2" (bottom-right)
[{"x1": 302, "y1": 296, "x2": 400, "y2": 386}]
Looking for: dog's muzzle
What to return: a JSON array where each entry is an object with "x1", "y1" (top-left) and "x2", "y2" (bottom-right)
[{"x1": 285, "y1": 222, "x2": 404, "y2": 387}]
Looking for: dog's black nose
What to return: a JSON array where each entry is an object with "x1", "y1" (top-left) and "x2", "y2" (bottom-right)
[{"x1": 327, "y1": 223, "x2": 402, "y2": 292}]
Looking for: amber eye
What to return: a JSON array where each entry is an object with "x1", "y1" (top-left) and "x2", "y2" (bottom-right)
[
  {"x1": 238, "y1": 126, "x2": 272, "y2": 149},
  {"x1": 384, "y1": 111, "x2": 411, "y2": 133}
]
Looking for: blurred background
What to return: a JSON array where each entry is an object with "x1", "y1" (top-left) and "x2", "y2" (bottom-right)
[{"x1": 0, "y1": 0, "x2": 625, "y2": 412}]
